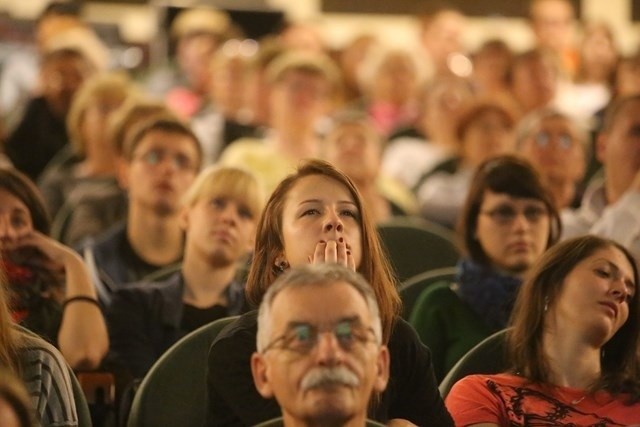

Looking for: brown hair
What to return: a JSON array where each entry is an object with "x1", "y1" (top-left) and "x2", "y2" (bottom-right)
[
  {"x1": 455, "y1": 100, "x2": 515, "y2": 142},
  {"x1": 458, "y1": 155, "x2": 561, "y2": 265},
  {"x1": 120, "y1": 114, "x2": 203, "y2": 168},
  {"x1": 508, "y1": 235, "x2": 640, "y2": 402},
  {"x1": 601, "y1": 94, "x2": 640, "y2": 134},
  {"x1": 0, "y1": 169, "x2": 51, "y2": 235},
  {"x1": 245, "y1": 159, "x2": 400, "y2": 343},
  {"x1": 0, "y1": 271, "x2": 19, "y2": 374},
  {"x1": 108, "y1": 97, "x2": 170, "y2": 156}
]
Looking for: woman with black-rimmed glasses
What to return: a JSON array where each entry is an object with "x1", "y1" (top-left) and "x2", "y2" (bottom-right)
[{"x1": 409, "y1": 155, "x2": 562, "y2": 382}]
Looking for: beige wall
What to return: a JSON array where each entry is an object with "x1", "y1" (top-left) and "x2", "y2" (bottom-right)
[{"x1": 0, "y1": 0, "x2": 637, "y2": 52}]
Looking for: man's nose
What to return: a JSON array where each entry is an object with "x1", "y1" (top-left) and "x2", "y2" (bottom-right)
[{"x1": 314, "y1": 332, "x2": 344, "y2": 365}]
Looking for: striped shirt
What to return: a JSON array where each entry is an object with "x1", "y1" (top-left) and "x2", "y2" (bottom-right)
[{"x1": 18, "y1": 333, "x2": 78, "y2": 427}]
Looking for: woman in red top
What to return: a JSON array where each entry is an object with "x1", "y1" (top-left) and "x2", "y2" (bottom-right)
[{"x1": 446, "y1": 235, "x2": 640, "y2": 426}]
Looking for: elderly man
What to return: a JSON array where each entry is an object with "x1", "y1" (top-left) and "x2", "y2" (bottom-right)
[
  {"x1": 251, "y1": 264, "x2": 390, "y2": 427},
  {"x1": 562, "y1": 94, "x2": 640, "y2": 261}
]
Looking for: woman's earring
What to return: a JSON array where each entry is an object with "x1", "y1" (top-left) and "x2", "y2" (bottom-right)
[
  {"x1": 544, "y1": 297, "x2": 549, "y2": 312},
  {"x1": 275, "y1": 259, "x2": 289, "y2": 273}
]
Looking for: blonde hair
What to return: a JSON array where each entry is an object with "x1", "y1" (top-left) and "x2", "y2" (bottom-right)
[
  {"x1": 182, "y1": 165, "x2": 265, "y2": 220},
  {"x1": 66, "y1": 72, "x2": 136, "y2": 155},
  {"x1": 266, "y1": 50, "x2": 342, "y2": 97},
  {"x1": 0, "y1": 271, "x2": 19, "y2": 373}
]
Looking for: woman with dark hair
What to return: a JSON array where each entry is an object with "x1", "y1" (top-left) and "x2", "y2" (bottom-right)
[
  {"x1": 446, "y1": 235, "x2": 640, "y2": 425},
  {"x1": 206, "y1": 159, "x2": 452, "y2": 426},
  {"x1": 0, "y1": 167, "x2": 107, "y2": 369},
  {"x1": 410, "y1": 155, "x2": 561, "y2": 382},
  {"x1": 0, "y1": 266, "x2": 78, "y2": 427}
]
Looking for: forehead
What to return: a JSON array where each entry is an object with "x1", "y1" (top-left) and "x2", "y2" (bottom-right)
[
  {"x1": 573, "y1": 246, "x2": 635, "y2": 284},
  {"x1": 286, "y1": 175, "x2": 355, "y2": 204},
  {"x1": 269, "y1": 281, "x2": 371, "y2": 329},
  {"x1": 480, "y1": 190, "x2": 543, "y2": 207},
  {"x1": 135, "y1": 130, "x2": 199, "y2": 154},
  {"x1": 0, "y1": 189, "x2": 30, "y2": 213}
]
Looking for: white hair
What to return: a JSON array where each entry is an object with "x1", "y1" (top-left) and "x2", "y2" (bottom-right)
[{"x1": 256, "y1": 264, "x2": 383, "y2": 352}]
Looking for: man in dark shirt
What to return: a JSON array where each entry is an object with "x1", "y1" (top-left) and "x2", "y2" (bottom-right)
[{"x1": 81, "y1": 114, "x2": 202, "y2": 306}]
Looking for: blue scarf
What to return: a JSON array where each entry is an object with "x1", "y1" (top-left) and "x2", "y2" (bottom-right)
[{"x1": 455, "y1": 258, "x2": 522, "y2": 332}]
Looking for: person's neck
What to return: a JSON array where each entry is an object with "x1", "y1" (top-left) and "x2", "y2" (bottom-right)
[
  {"x1": 77, "y1": 147, "x2": 118, "y2": 177},
  {"x1": 542, "y1": 328, "x2": 601, "y2": 389},
  {"x1": 603, "y1": 171, "x2": 628, "y2": 206},
  {"x1": 127, "y1": 205, "x2": 183, "y2": 266},
  {"x1": 181, "y1": 251, "x2": 237, "y2": 308}
]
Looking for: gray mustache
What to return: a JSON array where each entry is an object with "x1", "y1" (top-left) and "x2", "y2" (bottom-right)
[{"x1": 300, "y1": 366, "x2": 360, "y2": 391}]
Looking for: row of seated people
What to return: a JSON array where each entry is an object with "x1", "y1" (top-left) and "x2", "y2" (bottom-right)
[{"x1": 1, "y1": 152, "x2": 639, "y2": 426}]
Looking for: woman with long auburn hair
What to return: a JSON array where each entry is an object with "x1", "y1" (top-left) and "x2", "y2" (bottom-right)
[
  {"x1": 206, "y1": 159, "x2": 452, "y2": 427},
  {"x1": 446, "y1": 235, "x2": 640, "y2": 426}
]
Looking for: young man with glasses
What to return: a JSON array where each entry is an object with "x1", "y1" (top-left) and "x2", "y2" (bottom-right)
[
  {"x1": 81, "y1": 114, "x2": 202, "y2": 306},
  {"x1": 251, "y1": 264, "x2": 390, "y2": 427}
]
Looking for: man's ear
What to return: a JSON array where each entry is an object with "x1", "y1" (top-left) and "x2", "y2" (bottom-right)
[
  {"x1": 251, "y1": 352, "x2": 274, "y2": 398},
  {"x1": 373, "y1": 345, "x2": 390, "y2": 393}
]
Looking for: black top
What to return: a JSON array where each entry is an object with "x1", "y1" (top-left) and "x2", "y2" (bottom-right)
[
  {"x1": 106, "y1": 271, "x2": 246, "y2": 379},
  {"x1": 205, "y1": 311, "x2": 453, "y2": 426},
  {"x1": 5, "y1": 96, "x2": 69, "y2": 181}
]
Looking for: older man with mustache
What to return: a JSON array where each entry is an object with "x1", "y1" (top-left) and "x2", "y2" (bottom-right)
[{"x1": 251, "y1": 264, "x2": 390, "y2": 427}]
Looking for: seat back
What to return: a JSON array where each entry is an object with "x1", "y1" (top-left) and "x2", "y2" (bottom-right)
[
  {"x1": 127, "y1": 316, "x2": 239, "y2": 427},
  {"x1": 398, "y1": 266, "x2": 457, "y2": 320},
  {"x1": 377, "y1": 217, "x2": 459, "y2": 283},
  {"x1": 438, "y1": 328, "x2": 509, "y2": 398}
]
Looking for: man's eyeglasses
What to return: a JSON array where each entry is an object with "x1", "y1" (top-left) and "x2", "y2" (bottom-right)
[
  {"x1": 481, "y1": 204, "x2": 549, "y2": 225},
  {"x1": 261, "y1": 319, "x2": 377, "y2": 355},
  {"x1": 132, "y1": 148, "x2": 196, "y2": 171},
  {"x1": 534, "y1": 131, "x2": 574, "y2": 150}
]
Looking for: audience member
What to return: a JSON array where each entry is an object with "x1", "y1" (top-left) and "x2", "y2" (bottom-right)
[
  {"x1": 562, "y1": 95, "x2": 640, "y2": 261},
  {"x1": 59, "y1": 98, "x2": 172, "y2": 246},
  {"x1": 322, "y1": 110, "x2": 417, "y2": 223},
  {"x1": 4, "y1": 46, "x2": 96, "y2": 181},
  {"x1": 414, "y1": 101, "x2": 516, "y2": 228},
  {"x1": 0, "y1": 1, "x2": 83, "y2": 132},
  {"x1": 417, "y1": 7, "x2": 467, "y2": 79},
  {"x1": 469, "y1": 39, "x2": 513, "y2": 103},
  {"x1": 191, "y1": 39, "x2": 262, "y2": 166},
  {"x1": 206, "y1": 160, "x2": 452, "y2": 426},
  {"x1": 356, "y1": 46, "x2": 424, "y2": 137},
  {"x1": 410, "y1": 156, "x2": 561, "y2": 381},
  {"x1": 508, "y1": 48, "x2": 559, "y2": 117},
  {"x1": 515, "y1": 108, "x2": 588, "y2": 209},
  {"x1": 81, "y1": 115, "x2": 201, "y2": 306},
  {"x1": 144, "y1": 7, "x2": 231, "y2": 118},
  {"x1": 382, "y1": 76, "x2": 474, "y2": 190},
  {"x1": 446, "y1": 235, "x2": 640, "y2": 425},
  {"x1": 0, "y1": 260, "x2": 78, "y2": 427},
  {"x1": 251, "y1": 264, "x2": 390, "y2": 427},
  {"x1": 528, "y1": 0, "x2": 579, "y2": 78},
  {"x1": 219, "y1": 51, "x2": 341, "y2": 195},
  {"x1": 106, "y1": 165, "x2": 263, "y2": 378},
  {"x1": 337, "y1": 34, "x2": 378, "y2": 103},
  {"x1": 38, "y1": 72, "x2": 136, "y2": 218},
  {"x1": 0, "y1": 168, "x2": 108, "y2": 369}
]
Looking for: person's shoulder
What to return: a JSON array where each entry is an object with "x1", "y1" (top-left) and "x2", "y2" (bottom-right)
[
  {"x1": 112, "y1": 273, "x2": 181, "y2": 303},
  {"x1": 417, "y1": 280, "x2": 461, "y2": 305},
  {"x1": 17, "y1": 331, "x2": 69, "y2": 373},
  {"x1": 83, "y1": 221, "x2": 127, "y2": 250},
  {"x1": 214, "y1": 310, "x2": 258, "y2": 342}
]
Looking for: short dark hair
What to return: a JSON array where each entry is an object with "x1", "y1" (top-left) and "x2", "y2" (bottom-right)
[
  {"x1": 121, "y1": 114, "x2": 203, "y2": 169},
  {"x1": 458, "y1": 155, "x2": 561, "y2": 265}
]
